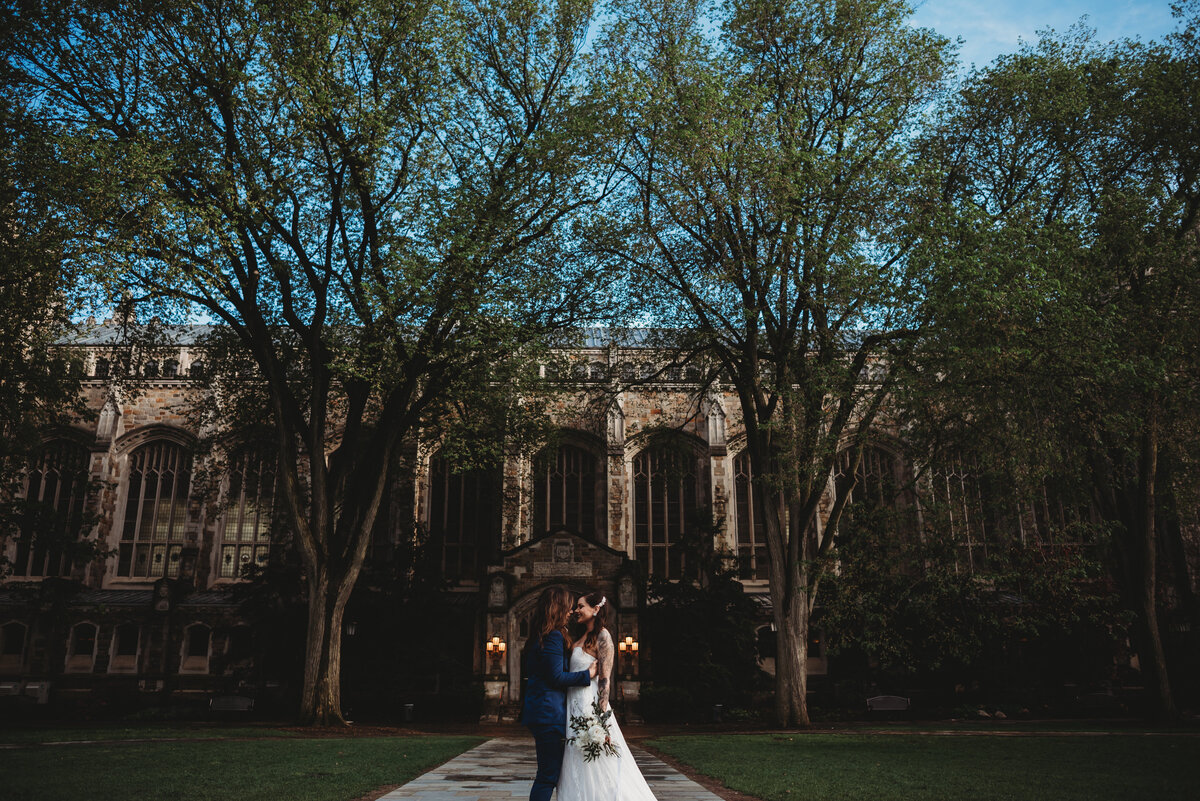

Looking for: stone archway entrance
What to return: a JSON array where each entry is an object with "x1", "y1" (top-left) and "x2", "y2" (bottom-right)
[
  {"x1": 501, "y1": 582, "x2": 592, "y2": 702},
  {"x1": 478, "y1": 529, "x2": 640, "y2": 719}
]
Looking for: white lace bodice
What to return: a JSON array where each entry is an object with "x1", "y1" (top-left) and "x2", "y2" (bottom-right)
[
  {"x1": 568, "y1": 645, "x2": 599, "y2": 712},
  {"x1": 569, "y1": 644, "x2": 597, "y2": 674}
]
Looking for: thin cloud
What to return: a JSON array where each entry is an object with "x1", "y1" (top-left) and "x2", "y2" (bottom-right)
[{"x1": 910, "y1": 0, "x2": 1177, "y2": 70}]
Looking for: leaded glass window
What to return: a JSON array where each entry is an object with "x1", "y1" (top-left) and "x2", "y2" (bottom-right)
[
  {"x1": 533, "y1": 443, "x2": 603, "y2": 539},
  {"x1": 830, "y1": 445, "x2": 916, "y2": 546},
  {"x1": 633, "y1": 443, "x2": 703, "y2": 579},
  {"x1": 14, "y1": 440, "x2": 89, "y2": 577},
  {"x1": 833, "y1": 446, "x2": 900, "y2": 509},
  {"x1": 928, "y1": 453, "x2": 992, "y2": 572},
  {"x1": 219, "y1": 451, "x2": 276, "y2": 579},
  {"x1": 116, "y1": 441, "x2": 192, "y2": 578},
  {"x1": 430, "y1": 455, "x2": 501, "y2": 581},
  {"x1": 734, "y1": 451, "x2": 769, "y2": 580}
]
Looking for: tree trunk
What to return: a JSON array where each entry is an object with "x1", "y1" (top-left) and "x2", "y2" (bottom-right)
[
  {"x1": 1135, "y1": 410, "x2": 1176, "y2": 722},
  {"x1": 773, "y1": 586, "x2": 810, "y2": 727},
  {"x1": 298, "y1": 569, "x2": 349, "y2": 726}
]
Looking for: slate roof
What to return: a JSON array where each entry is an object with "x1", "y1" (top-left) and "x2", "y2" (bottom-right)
[
  {"x1": 58, "y1": 324, "x2": 676, "y2": 349},
  {"x1": 57, "y1": 323, "x2": 217, "y2": 346}
]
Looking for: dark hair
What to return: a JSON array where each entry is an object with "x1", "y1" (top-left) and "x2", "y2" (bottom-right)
[
  {"x1": 528, "y1": 586, "x2": 575, "y2": 648},
  {"x1": 568, "y1": 590, "x2": 610, "y2": 654}
]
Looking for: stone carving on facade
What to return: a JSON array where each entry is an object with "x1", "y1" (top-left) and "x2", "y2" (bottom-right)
[
  {"x1": 487, "y1": 574, "x2": 510, "y2": 610},
  {"x1": 617, "y1": 574, "x2": 637, "y2": 609},
  {"x1": 553, "y1": 539, "x2": 572, "y2": 563},
  {"x1": 607, "y1": 395, "x2": 625, "y2": 454},
  {"x1": 703, "y1": 389, "x2": 727, "y2": 455},
  {"x1": 96, "y1": 392, "x2": 121, "y2": 443},
  {"x1": 532, "y1": 537, "x2": 593, "y2": 577}
]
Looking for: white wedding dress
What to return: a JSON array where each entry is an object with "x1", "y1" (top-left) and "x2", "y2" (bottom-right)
[{"x1": 559, "y1": 645, "x2": 658, "y2": 801}]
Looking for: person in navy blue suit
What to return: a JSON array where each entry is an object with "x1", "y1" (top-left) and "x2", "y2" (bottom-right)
[{"x1": 521, "y1": 586, "x2": 597, "y2": 801}]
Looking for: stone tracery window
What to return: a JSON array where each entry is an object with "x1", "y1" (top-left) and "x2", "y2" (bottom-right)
[
  {"x1": 734, "y1": 451, "x2": 769, "y2": 580},
  {"x1": 830, "y1": 444, "x2": 916, "y2": 545},
  {"x1": 218, "y1": 450, "x2": 277, "y2": 579},
  {"x1": 116, "y1": 441, "x2": 192, "y2": 578},
  {"x1": 633, "y1": 441, "x2": 705, "y2": 579},
  {"x1": 533, "y1": 442, "x2": 603, "y2": 539},
  {"x1": 429, "y1": 454, "x2": 501, "y2": 581},
  {"x1": 927, "y1": 453, "x2": 992, "y2": 572},
  {"x1": 13, "y1": 439, "x2": 89, "y2": 577},
  {"x1": 833, "y1": 445, "x2": 901, "y2": 509}
]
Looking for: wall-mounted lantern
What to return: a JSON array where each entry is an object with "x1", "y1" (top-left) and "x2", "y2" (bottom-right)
[
  {"x1": 485, "y1": 635, "x2": 507, "y2": 672},
  {"x1": 618, "y1": 635, "x2": 639, "y2": 677}
]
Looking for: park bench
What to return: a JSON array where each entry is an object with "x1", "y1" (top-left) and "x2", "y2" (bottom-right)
[
  {"x1": 209, "y1": 695, "x2": 254, "y2": 713},
  {"x1": 866, "y1": 695, "x2": 911, "y2": 712}
]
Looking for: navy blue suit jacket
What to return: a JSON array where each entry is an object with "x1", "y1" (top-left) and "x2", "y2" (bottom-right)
[{"x1": 520, "y1": 630, "x2": 591, "y2": 728}]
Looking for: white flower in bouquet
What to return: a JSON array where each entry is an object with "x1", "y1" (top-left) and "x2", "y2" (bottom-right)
[{"x1": 567, "y1": 699, "x2": 620, "y2": 762}]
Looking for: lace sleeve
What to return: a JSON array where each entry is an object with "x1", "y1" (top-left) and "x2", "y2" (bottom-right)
[{"x1": 596, "y1": 628, "x2": 615, "y2": 710}]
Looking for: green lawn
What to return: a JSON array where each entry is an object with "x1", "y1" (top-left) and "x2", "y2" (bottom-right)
[
  {"x1": 0, "y1": 724, "x2": 301, "y2": 745},
  {"x1": 647, "y1": 733, "x2": 1200, "y2": 801},
  {"x1": 0, "y1": 734, "x2": 482, "y2": 801}
]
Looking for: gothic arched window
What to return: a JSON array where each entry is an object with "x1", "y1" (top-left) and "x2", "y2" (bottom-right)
[
  {"x1": 734, "y1": 451, "x2": 769, "y2": 580},
  {"x1": 927, "y1": 453, "x2": 993, "y2": 572},
  {"x1": 430, "y1": 455, "x2": 501, "y2": 581},
  {"x1": 633, "y1": 441, "x2": 705, "y2": 579},
  {"x1": 109, "y1": 622, "x2": 140, "y2": 672},
  {"x1": 14, "y1": 439, "x2": 89, "y2": 577},
  {"x1": 218, "y1": 450, "x2": 277, "y2": 579},
  {"x1": 830, "y1": 444, "x2": 915, "y2": 545},
  {"x1": 1, "y1": 622, "x2": 27, "y2": 671},
  {"x1": 181, "y1": 623, "x2": 211, "y2": 673},
  {"x1": 833, "y1": 445, "x2": 901, "y2": 510},
  {"x1": 117, "y1": 441, "x2": 192, "y2": 578},
  {"x1": 66, "y1": 622, "x2": 97, "y2": 672},
  {"x1": 533, "y1": 442, "x2": 604, "y2": 539}
]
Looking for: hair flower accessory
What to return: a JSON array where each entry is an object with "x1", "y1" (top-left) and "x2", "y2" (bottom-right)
[{"x1": 596, "y1": 596, "x2": 606, "y2": 608}]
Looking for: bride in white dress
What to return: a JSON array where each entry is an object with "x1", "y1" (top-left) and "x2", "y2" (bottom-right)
[{"x1": 559, "y1": 591, "x2": 657, "y2": 801}]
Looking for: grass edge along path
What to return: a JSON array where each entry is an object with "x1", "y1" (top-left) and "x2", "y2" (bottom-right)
[
  {"x1": 0, "y1": 733, "x2": 483, "y2": 801},
  {"x1": 645, "y1": 732, "x2": 1200, "y2": 801}
]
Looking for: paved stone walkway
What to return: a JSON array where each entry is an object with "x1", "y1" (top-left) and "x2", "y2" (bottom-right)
[{"x1": 378, "y1": 737, "x2": 723, "y2": 801}]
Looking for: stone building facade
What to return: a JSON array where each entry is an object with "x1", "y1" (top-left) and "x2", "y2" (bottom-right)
[
  {"x1": 1, "y1": 326, "x2": 857, "y2": 714},
  {"x1": 14, "y1": 324, "x2": 1179, "y2": 716}
]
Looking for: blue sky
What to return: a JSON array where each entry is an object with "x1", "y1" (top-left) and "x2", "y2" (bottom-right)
[{"x1": 910, "y1": 0, "x2": 1182, "y2": 69}]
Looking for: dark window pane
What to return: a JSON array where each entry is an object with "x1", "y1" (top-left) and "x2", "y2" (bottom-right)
[
  {"x1": 2, "y1": 623, "x2": 26, "y2": 656},
  {"x1": 187, "y1": 626, "x2": 210, "y2": 658},
  {"x1": 430, "y1": 455, "x2": 500, "y2": 581},
  {"x1": 118, "y1": 442, "x2": 192, "y2": 577},
  {"x1": 16, "y1": 440, "x2": 88, "y2": 577},
  {"x1": 533, "y1": 442, "x2": 602, "y2": 538},
  {"x1": 633, "y1": 443, "x2": 702, "y2": 578},
  {"x1": 72, "y1": 624, "x2": 96, "y2": 656},
  {"x1": 115, "y1": 624, "x2": 139, "y2": 656}
]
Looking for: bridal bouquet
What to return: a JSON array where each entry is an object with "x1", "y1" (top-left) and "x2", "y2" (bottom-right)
[{"x1": 567, "y1": 699, "x2": 620, "y2": 761}]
